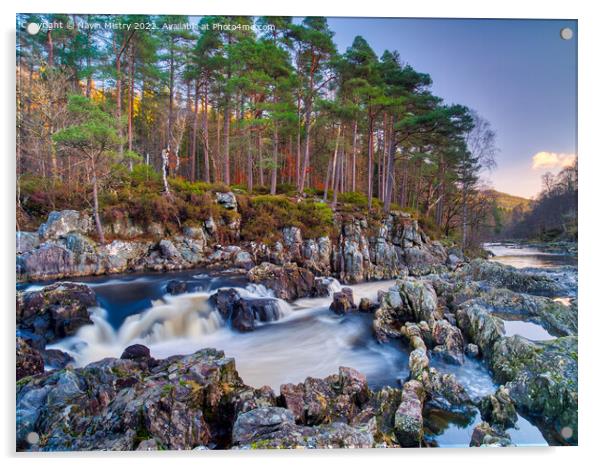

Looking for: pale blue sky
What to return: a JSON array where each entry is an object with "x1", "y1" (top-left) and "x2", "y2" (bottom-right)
[{"x1": 326, "y1": 17, "x2": 577, "y2": 198}]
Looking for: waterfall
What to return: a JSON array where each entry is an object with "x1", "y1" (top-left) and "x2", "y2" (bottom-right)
[{"x1": 51, "y1": 284, "x2": 293, "y2": 367}]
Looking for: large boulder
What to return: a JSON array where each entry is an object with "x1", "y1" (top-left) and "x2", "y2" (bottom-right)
[
  {"x1": 209, "y1": 288, "x2": 284, "y2": 332},
  {"x1": 38, "y1": 210, "x2": 93, "y2": 241},
  {"x1": 247, "y1": 262, "x2": 324, "y2": 301},
  {"x1": 16, "y1": 282, "x2": 96, "y2": 347},
  {"x1": 329, "y1": 287, "x2": 356, "y2": 315}
]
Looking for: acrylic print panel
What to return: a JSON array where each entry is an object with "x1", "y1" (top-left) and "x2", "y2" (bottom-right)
[{"x1": 15, "y1": 14, "x2": 577, "y2": 451}]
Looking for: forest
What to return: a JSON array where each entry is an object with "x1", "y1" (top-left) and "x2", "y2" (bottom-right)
[{"x1": 17, "y1": 14, "x2": 499, "y2": 248}]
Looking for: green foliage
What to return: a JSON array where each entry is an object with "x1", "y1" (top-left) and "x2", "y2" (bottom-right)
[
  {"x1": 239, "y1": 195, "x2": 333, "y2": 243},
  {"x1": 53, "y1": 94, "x2": 121, "y2": 156}
]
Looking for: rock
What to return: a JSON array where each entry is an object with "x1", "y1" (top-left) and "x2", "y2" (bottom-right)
[
  {"x1": 215, "y1": 191, "x2": 237, "y2": 210},
  {"x1": 470, "y1": 422, "x2": 512, "y2": 447},
  {"x1": 16, "y1": 282, "x2": 96, "y2": 346},
  {"x1": 233, "y1": 250, "x2": 254, "y2": 270},
  {"x1": 16, "y1": 231, "x2": 39, "y2": 254},
  {"x1": 40, "y1": 349, "x2": 74, "y2": 370},
  {"x1": 479, "y1": 386, "x2": 518, "y2": 429},
  {"x1": 466, "y1": 343, "x2": 479, "y2": 359},
  {"x1": 232, "y1": 407, "x2": 374, "y2": 449},
  {"x1": 421, "y1": 368, "x2": 471, "y2": 411},
  {"x1": 456, "y1": 302, "x2": 505, "y2": 359},
  {"x1": 38, "y1": 210, "x2": 93, "y2": 240},
  {"x1": 394, "y1": 380, "x2": 425, "y2": 447},
  {"x1": 247, "y1": 262, "x2": 321, "y2": 301},
  {"x1": 460, "y1": 258, "x2": 568, "y2": 296},
  {"x1": 120, "y1": 344, "x2": 151, "y2": 361},
  {"x1": 409, "y1": 348, "x2": 429, "y2": 379},
  {"x1": 182, "y1": 225, "x2": 205, "y2": 240},
  {"x1": 204, "y1": 217, "x2": 217, "y2": 235},
  {"x1": 432, "y1": 319, "x2": 465, "y2": 365},
  {"x1": 147, "y1": 222, "x2": 165, "y2": 238},
  {"x1": 16, "y1": 348, "x2": 248, "y2": 451},
  {"x1": 136, "y1": 439, "x2": 159, "y2": 451},
  {"x1": 158, "y1": 239, "x2": 180, "y2": 260},
  {"x1": 279, "y1": 367, "x2": 370, "y2": 426},
  {"x1": 232, "y1": 407, "x2": 295, "y2": 445},
  {"x1": 166, "y1": 279, "x2": 187, "y2": 295},
  {"x1": 330, "y1": 287, "x2": 356, "y2": 315},
  {"x1": 209, "y1": 288, "x2": 283, "y2": 332},
  {"x1": 358, "y1": 297, "x2": 378, "y2": 313},
  {"x1": 374, "y1": 278, "x2": 441, "y2": 341},
  {"x1": 501, "y1": 336, "x2": 578, "y2": 445},
  {"x1": 16, "y1": 337, "x2": 44, "y2": 380}
]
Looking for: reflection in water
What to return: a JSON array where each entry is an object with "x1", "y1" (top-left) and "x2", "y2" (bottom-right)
[
  {"x1": 501, "y1": 319, "x2": 555, "y2": 341},
  {"x1": 483, "y1": 242, "x2": 577, "y2": 269}
]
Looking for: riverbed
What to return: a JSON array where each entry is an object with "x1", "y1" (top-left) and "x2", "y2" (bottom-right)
[{"x1": 20, "y1": 243, "x2": 572, "y2": 447}]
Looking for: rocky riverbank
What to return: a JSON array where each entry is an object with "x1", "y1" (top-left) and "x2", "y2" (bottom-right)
[
  {"x1": 16, "y1": 251, "x2": 578, "y2": 450},
  {"x1": 15, "y1": 200, "x2": 578, "y2": 450},
  {"x1": 16, "y1": 193, "x2": 449, "y2": 283}
]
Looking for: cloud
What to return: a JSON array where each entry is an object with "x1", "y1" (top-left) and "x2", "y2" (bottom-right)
[{"x1": 531, "y1": 151, "x2": 576, "y2": 170}]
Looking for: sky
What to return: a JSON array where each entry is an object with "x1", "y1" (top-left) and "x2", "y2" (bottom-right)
[{"x1": 325, "y1": 17, "x2": 577, "y2": 199}]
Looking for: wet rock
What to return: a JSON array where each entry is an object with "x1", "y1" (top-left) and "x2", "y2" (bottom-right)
[
  {"x1": 16, "y1": 282, "x2": 95, "y2": 346},
  {"x1": 120, "y1": 344, "x2": 151, "y2": 361},
  {"x1": 166, "y1": 279, "x2": 187, "y2": 295},
  {"x1": 247, "y1": 262, "x2": 322, "y2": 301},
  {"x1": 41, "y1": 348, "x2": 74, "y2": 370},
  {"x1": 432, "y1": 319, "x2": 465, "y2": 365},
  {"x1": 479, "y1": 386, "x2": 518, "y2": 429},
  {"x1": 330, "y1": 287, "x2": 356, "y2": 315},
  {"x1": 358, "y1": 297, "x2": 378, "y2": 313},
  {"x1": 210, "y1": 288, "x2": 283, "y2": 332},
  {"x1": 16, "y1": 337, "x2": 44, "y2": 381},
  {"x1": 466, "y1": 343, "x2": 479, "y2": 359},
  {"x1": 394, "y1": 380, "x2": 425, "y2": 447},
  {"x1": 470, "y1": 422, "x2": 512, "y2": 447},
  {"x1": 421, "y1": 368, "x2": 471, "y2": 411}
]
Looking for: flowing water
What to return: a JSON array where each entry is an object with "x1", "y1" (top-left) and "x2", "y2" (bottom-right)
[
  {"x1": 21, "y1": 242, "x2": 568, "y2": 447},
  {"x1": 483, "y1": 242, "x2": 577, "y2": 269}
]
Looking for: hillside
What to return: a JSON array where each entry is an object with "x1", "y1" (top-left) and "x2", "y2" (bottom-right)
[{"x1": 482, "y1": 189, "x2": 532, "y2": 212}]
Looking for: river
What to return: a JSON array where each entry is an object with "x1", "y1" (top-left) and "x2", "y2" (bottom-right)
[{"x1": 20, "y1": 242, "x2": 575, "y2": 447}]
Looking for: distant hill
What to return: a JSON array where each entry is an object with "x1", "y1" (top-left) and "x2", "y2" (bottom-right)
[{"x1": 482, "y1": 189, "x2": 532, "y2": 211}]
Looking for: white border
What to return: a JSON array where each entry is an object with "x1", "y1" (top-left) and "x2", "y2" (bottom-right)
[{"x1": 2, "y1": 1, "x2": 600, "y2": 465}]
